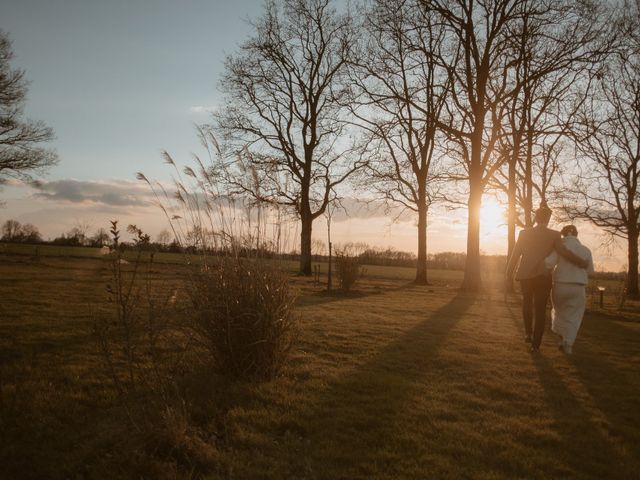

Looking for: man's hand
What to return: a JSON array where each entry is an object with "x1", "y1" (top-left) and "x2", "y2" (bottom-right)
[{"x1": 555, "y1": 238, "x2": 588, "y2": 268}]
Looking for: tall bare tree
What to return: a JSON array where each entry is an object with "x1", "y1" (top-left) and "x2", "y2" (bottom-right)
[
  {"x1": 420, "y1": 0, "x2": 532, "y2": 291},
  {"x1": 565, "y1": 6, "x2": 640, "y2": 297},
  {"x1": 349, "y1": 0, "x2": 449, "y2": 284},
  {"x1": 1, "y1": 218, "x2": 22, "y2": 240},
  {"x1": 492, "y1": 0, "x2": 609, "y2": 260},
  {"x1": 215, "y1": 0, "x2": 360, "y2": 275},
  {"x1": 0, "y1": 30, "x2": 57, "y2": 184}
]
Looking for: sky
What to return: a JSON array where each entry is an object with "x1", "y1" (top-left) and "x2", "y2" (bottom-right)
[{"x1": 0, "y1": 0, "x2": 627, "y2": 271}]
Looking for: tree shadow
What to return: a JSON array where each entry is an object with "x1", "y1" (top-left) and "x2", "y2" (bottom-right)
[
  {"x1": 296, "y1": 280, "x2": 432, "y2": 308},
  {"x1": 284, "y1": 292, "x2": 476, "y2": 478},
  {"x1": 585, "y1": 307, "x2": 640, "y2": 323},
  {"x1": 501, "y1": 297, "x2": 637, "y2": 477},
  {"x1": 530, "y1": 353, "x2": 637, "y2": 478},
  {"x1": 566, "y1": 316, "x2": 640, "y2": 469}
]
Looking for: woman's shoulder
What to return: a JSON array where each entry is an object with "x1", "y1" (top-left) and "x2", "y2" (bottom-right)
[{"x1": 579, "y1": 243, "x2": 593, "y2": 257}]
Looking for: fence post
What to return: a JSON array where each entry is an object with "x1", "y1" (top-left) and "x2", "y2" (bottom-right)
[
  {"x1": 618, "y1": 282, "x2": 627, "y2": 310},
  {"x1": 327, "y1": 242, "x2": 332, "y2": 291},
  {"x1": 597, "y1": 286, "x2": 606, "y2": 308}
]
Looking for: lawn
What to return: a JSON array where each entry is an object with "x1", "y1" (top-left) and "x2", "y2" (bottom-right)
[
  {"x1": 0, "y1": 253, "x2": 638, "y2": 479},
  {"x1": 0, "y1": 242, "x2": 463, "y2": 282}
]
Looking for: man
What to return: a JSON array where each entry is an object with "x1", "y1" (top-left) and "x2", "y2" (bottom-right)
[{"x1": 506, "y1": 202, "x2": 588, "y2": 353}]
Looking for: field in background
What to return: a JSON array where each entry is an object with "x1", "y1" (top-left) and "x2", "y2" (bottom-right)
[
  {"x1": 0, "y1": 241, "x2": 627, "y2": 304},
  {"x1": 1, "y1": 252, "x2": 639, "y2": 479}
]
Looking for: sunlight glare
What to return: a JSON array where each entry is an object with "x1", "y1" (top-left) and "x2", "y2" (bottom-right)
[{"x1": 480, "y1": 197, "x2": 507, "y2": 239}]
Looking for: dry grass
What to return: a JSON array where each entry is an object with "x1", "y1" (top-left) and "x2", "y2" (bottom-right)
[
  {"x1": 188, "y1": 258, "x2": 297, "y2": 381},
  {"x1": 0, "y1": 253, "x2": 639, "y2": 479}
]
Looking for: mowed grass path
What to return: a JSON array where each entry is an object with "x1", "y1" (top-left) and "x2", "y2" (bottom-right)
[{"x1": 0, "y1": 254, "x2": 639, "y2": 479}]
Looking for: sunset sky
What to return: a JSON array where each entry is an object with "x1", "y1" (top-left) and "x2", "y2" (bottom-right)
[{"x1": 0, "y1": 0, "x2": 625, "y2": 271}]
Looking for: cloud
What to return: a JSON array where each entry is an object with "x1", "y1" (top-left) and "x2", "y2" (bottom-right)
[
  {"x1": 188, "y1": 105, "x2": 218, "y2": 115},
  {"x1": 0, "y1": 178, "x2": 24, "y2": 187},
  {"x1": 32, "y1": 179, "x2": 154, "y2": 207}
]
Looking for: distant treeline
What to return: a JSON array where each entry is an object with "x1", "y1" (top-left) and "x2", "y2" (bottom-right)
[
  {"x1": 354, "y1": 249, "x2": 506, "y2": 272},
  {"x1": 1, "y1": 219, "x2": 624, "y2": 279}
]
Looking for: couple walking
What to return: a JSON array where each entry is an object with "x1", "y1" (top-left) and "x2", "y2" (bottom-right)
[{"x1": 506, "y1": 202, "x2": 594, "y2": 354}]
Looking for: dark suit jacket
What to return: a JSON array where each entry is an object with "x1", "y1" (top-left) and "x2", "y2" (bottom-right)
[{"x1": 506, "y1": 226, "x2": 562, "y2": 280}]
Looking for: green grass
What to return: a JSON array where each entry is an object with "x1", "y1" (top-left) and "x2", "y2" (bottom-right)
[
  {"x1": 0, "y1": 253, "x2": 638, "y2": 479},
  {"x1": 0, "y1": 241, "x2": 464, "y2": 281}
]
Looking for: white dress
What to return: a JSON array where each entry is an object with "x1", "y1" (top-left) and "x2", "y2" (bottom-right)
[{"x1": 544, "y1": 236, "x2": 594, "y2": 346}]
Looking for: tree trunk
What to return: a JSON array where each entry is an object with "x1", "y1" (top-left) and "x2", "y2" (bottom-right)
[
  {"x1": 462, "y1": 177, "x2": 482, "y2": 292},
  {"x1": 415, "y1": 201, "x2": 429, "y2": 285},
  {"x1": 627, "y1": 229, "x2": 639, "y2": 298},
  {"x1": 522, "y1": 84, "x2": 535, "y2": 227},
  {"x1": 327, "y1": 213, "x2": 332, "y2": 291},
  {"x1": 299, "y1": 213, "x2": 313, "y2": 275},
  {"x1": 506, "y1": 155, "x2": 517, "y2": 293},
  {"x1": 507, "y1": 152, "x2": 518, "y2": 257},
  {"x1": 524, "y1": 156, "x2": 533, "y2": 226}
]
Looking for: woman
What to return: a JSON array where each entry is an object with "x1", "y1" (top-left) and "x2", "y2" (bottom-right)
[{"x1": 544, "y1": 225, "x2": 594, "y2": 354}]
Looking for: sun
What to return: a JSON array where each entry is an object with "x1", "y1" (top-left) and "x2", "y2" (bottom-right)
[{"x1": 480, "y1": 197, "x2": 507, "y2": 238}]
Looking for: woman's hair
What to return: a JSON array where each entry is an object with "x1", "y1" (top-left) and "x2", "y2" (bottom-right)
[{"x1": 561, "y1": 225, "x2": 578, "y2": 237}]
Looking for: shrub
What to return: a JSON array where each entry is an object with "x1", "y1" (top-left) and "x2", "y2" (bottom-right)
[
  {"x1": 187, "y1": 258, "x2": 296, "y2": 381},
  {"x1": 334, "y1": 243, "x2": 365, "y2": 293},
  {"x1": 335, "y1": 254, "x2": 362, "y2": 293},
  {"x1": 93, "y1": 221, "x2": 190, "y2": 424},
  {"x1": 138, "y1": 136, "x2": 299, "y2": 382}
]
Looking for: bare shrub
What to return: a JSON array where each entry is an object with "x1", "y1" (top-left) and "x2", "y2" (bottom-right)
[
  {"x1": 335, "y1": 243, "x2": 365, "y2": 293},
  {"x1": 188, "y1": 258, "x2": 297, "y2": 381},
  {"x1": 94, "y1": 221, "x2": 191, "y2": 428},
  {"x1": 138, "y1": 130, "x2": 300, "y2": 383}
]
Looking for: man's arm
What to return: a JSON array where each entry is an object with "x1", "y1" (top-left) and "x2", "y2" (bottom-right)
[
  {"x1": 554, "y1": 237, "x2": 589, "y2": 268},
  {"x1": 506, "y1": 233, "x2": 524, "y2": 280},
  {"x1": 544, "y1": 251, "x2": 559, "y2": 271}
]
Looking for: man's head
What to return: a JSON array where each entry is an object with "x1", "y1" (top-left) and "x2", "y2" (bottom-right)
[{"x1": 534, "y1": 201, "x2": 552, "y2": 226}]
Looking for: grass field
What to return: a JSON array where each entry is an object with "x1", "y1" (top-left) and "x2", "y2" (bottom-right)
[
  {"x1": 0, "y1": 242, "x2": 462, "y2": 281},
  {"x1": 0, "y1": 252, "x2": 639, "y2": 479}
]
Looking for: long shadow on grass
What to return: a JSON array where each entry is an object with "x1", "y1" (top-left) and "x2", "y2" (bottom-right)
[
  {"x1": 579, "y1": 310, "x2": 640, "y2": 353},
  {"x1": 531, "y1": 354, "x2": 637, "y2": 479},
  {"x1": 566, "y1": 315, "x2": 640, "y2": 470},
  {"x1": 286, "y1": 292, "x2": 475, "y2": 478},
  {"x1": 296, "y1": 281, "x2": 422, "y2": 308},
  {"x1": 502, "y1": 300, "x2": 633, "y2": 477}
]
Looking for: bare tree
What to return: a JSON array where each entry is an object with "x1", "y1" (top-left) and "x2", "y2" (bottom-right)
[
  {"x1": 20, "y1": 223, "x2": 41, "y2": 243},
  {"x1": 1, "y1": 218, "x2": 22, "y2": 240},
  {"x1": 156, "y1": 229, "x2": 172, "y2": 246},
  {"x1": 564, "y1": 8, "x2": 640, "y2": 297},
  {"x1": 421, "y1": 0, "x2": 608, "y2": 291},
  {"x1": 350, "y1": 0, "x2": 449, "y2": 285},
  {"x1": 0, "y1": 30, "x2": 57, "y2": 183},
  {"x1": 311, "y1": 238, "x2": 326, "y2": 257},
  {"x1": 0, "y1": 219, "x2": 41, "y2": 243},
  {"x1": 90, "y1": 228, "x2": 111, "y2": 247},
  {"x1": 215, "y1": 0, "x2": 360, "y2": 275},
  {"x1": 420, "y1": 0, "x2": 534, "y2": 291},
  {"x1": 491, "y1": 0, "x2": 610, "y2": 260}
]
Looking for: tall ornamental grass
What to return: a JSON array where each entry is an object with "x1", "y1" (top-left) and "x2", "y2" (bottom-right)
[{"x1": 138, "y1": 127, "x2": 298, "y2": 381}]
